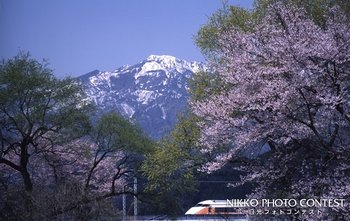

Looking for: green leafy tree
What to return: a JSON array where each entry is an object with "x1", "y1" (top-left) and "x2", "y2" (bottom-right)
[
  {"x1": 195, "y1": 3, "x2": 256, "y2": 59},
  {"x1": 88, "y1": 111, "x2": 153, "y2": 190},
  {"x1": 188, "y1": 71, "x2": 231, "y2": 102},
  {"x1": 0, "y1": 53, "x2": 154, "y2": 220},
  {"x1": 0, "y1": 53, "x2": 92, "y2": 193},
  {"x1": 142, "y1": 113, "x2": 202, "y2": 215}
]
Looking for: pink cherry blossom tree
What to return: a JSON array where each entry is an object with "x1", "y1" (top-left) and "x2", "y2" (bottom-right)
[
  {"x1": 0, "y1": 113, "x2": 147, "y2": 220},
  {"x1": 192, "y1": 2, "x2": 350, "y2": 219}
]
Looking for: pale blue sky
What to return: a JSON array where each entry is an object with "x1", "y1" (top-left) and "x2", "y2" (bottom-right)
[{"x1": 0, "y1": 0, "x2": 253, "y2": 77}]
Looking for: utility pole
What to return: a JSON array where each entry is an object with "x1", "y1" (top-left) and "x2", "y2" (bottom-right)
[
  {"x1": 134, "y1": 177, "x2": 137, "y2": 219},
  {"x1": 122, "y1": 193, "x2": 126, "y2": 219}
]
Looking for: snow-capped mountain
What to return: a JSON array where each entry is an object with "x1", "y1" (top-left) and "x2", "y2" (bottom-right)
[{"x1": 79, "y1": 55, "x2": 205, "y2": 139}]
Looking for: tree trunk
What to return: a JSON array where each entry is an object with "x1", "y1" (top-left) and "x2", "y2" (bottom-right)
[
  {"x1": 21, "y1": 168, "x2": 33, "y2": 192},
  {"x1": 20, "y1": 143, "x2": 33, "y2": 192}
]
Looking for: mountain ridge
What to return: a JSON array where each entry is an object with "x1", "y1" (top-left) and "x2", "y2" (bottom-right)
[{"x1": 79, "y1": 55, "x2": 205, "y2": 139}]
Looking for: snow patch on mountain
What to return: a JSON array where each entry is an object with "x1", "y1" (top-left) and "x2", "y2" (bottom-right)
[
  {"x1": 120, "y1": 103, "x2": 135, "y2": 118},
  {"x1": 135, "y1": 90, "x2": 155, "y2": 105},
  {"x1": 136, "y1": 63, "x2": 163, "y2": 79}
]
